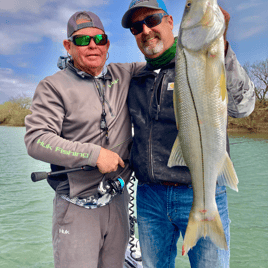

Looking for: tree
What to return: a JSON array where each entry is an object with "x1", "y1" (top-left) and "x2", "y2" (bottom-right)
[
  {"x1": 244, "y1": 58, "x2": 268, "y2": 103},
  {"x1": 9, "y1": 93, "x2": 32, "y2": 109},
  {"x1": 0, "y1": 94, "x2": 32, "y2": 126}
]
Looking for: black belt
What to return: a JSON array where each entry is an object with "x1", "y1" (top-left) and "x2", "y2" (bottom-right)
[{"x1": 160, "y1": 181, "x2": 191, "y2": 187}]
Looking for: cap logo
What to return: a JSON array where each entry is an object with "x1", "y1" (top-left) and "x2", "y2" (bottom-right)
[{"x1": 130, "y1": 0, "x2": 149, "y2": 8}]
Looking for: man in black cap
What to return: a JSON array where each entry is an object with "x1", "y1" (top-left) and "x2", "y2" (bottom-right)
[
  {"x1": 25, "y1": 11, "x2": 143, "y2": 268},
  {"x1": 122, "y1": 0, "x2": 255, "y2": 267}
]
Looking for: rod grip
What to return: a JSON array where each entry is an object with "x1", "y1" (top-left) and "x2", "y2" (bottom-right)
[{"x1": 31, "y1": 172, "x2": 48, "y2": 182}]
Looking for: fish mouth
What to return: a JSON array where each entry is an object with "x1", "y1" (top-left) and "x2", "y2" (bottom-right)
[
  {"x1": 199, "y1": 2, "x2": 214, "y2": 27},
  {"x1": 182, "y1": 0, "x2": 215, "y2": 29}
]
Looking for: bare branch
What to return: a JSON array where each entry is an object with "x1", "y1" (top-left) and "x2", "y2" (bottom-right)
[
  {"x1": 9, "y1": 93, "x2": 32, "y2": 109},
  {"x1": 243, "y1": 58, "x2": 268, "y2": 102}
]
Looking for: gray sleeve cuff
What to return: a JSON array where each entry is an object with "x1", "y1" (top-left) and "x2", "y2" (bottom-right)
[{"x1": 87, "y1": 144, "x2": 102, "y2": 167}]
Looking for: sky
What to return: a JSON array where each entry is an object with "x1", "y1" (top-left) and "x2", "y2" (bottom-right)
[{"x1": 0, "y1": 0, "x2": 267, "y2": 103}]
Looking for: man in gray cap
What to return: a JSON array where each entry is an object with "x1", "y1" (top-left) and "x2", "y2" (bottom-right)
[
  {"x1": 25, "y1": 11, "x2": 143, "y2": 268},
  {"x1": 122, "y1": 1, "x2": 255, "y2": 268}
]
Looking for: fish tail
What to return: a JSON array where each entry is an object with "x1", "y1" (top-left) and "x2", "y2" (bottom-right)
[{"x1": 182, "y1": 208, "x2": 228, "y2": 256}]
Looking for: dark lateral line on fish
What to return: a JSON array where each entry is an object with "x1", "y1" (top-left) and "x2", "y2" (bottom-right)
[{"x1": 183, "y1": 49, "x2": 206, "y2": 213}]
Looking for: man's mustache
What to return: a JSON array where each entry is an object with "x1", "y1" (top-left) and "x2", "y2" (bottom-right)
[{"x1": 141, "y1": 32, "x2": 161, "y2": 44}]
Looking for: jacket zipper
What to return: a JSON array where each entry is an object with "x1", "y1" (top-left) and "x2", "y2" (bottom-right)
[
  {"x1": 148, "y1": 74, "x2": 157, "y2": 181},
  {"x1": 155, "y1": 105, "x2": 161, "y2": 121},
  {"x1": 155, "y1": 73, "x2": 166, "y2": 121},
  {"x1": 148, "y1": 72, "x2": 166, "y2": 181},
  {"x1": 148, "y1": 121, "x2": 155, "y2": 181}
]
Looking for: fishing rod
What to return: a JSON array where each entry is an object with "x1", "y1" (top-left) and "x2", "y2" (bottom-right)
[
  {"x1": 31, "y1": 165, "x2": 125, "y2": 201},
  {"x1": 31, "y1": 165, "x2": 94, "y2": 182}
]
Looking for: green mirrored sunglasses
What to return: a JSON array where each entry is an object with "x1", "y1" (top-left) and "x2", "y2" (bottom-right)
[{"x1": 68, "y1": 34, "x2": 108, "y2": 46}]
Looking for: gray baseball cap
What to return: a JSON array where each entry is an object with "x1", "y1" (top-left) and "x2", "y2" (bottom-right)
[
  {"x1": 122, "y1": 0, "x2": 168, "y2": 28},
  {"x1": 67, "y1": 11, "x2": 105, "y2": 38}
]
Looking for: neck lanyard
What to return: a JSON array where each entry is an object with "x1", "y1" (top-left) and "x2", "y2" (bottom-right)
[{"x1": 94, "y1": 78, "x2": 109, "y2": 145}]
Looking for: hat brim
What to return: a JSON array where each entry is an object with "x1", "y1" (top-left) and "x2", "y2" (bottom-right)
[{"x1": 121, "y1": 5, "x2": 164, "y2": 28}]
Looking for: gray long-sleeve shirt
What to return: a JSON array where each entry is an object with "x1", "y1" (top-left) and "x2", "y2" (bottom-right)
[{"x1": 25, "y1": 61, "x2": 144, "y2": 198}]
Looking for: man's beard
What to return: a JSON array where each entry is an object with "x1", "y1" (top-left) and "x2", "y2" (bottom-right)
[
  {"x1": 142, "y1": 33, "x2": 164, "y2": 56},
  {"x1": 143, "y1": 40, "x2": 164, "y2": 56}
]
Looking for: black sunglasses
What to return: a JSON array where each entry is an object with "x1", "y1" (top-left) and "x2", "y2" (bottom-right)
[
  {"x1": 68, "y1": 34, "x2": 108, "y2": 46},
  {"x1": 130, "y1": 13, "x2": 168, "y2": 35}
]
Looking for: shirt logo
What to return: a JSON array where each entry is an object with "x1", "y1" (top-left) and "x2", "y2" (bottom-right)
[
  {"x1": 167, "y1": 83, "x2": 174, "y2": 91},
  {"x1": 59, "y1": 229, "x2": 70, "y2": 235},
  {"x1": 108, "y1": 78, "x2": 119, "y2": 88}
]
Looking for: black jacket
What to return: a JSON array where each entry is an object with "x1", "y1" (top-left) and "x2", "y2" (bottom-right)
[{"x1": 128, "y1": 58, "x2": 193, "y2": 184}]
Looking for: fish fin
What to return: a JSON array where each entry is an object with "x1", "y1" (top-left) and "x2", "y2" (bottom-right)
[
  {"x1": 182, "y1": 208, "x2": 228, "y2": 256},
  {"x1": 218, "y1": 152, "x2": 239, "y2": 192},
  {"x1": 219, "y1": 64, "x2": 227, "y2": 102},
  {"x1": 167, "y1": 136, "x2": 187, "y2": 167}
]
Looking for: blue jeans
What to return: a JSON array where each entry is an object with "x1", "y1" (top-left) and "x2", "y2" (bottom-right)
[{"x1": 136, "y1": 183, "x2": 230, "y2": 268}]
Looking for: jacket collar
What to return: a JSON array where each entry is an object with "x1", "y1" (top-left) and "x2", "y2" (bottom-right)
[{"x1": 133, "y1": 57, "x2": 175, "y2": 78}]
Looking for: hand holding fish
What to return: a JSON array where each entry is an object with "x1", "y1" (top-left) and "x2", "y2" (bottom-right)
[{"x1": 219, "y1": 6, "x2": 230, "y2": 55}]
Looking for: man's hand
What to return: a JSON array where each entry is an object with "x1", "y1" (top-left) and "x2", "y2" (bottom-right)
[
  {"x1": 219, "y1": 6, "x2": 230, "y2": 55},
  {"x1": 96, "y1": 147, "x2": 125, "y2": 174}
]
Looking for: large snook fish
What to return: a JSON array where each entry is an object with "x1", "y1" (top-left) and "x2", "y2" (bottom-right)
[{"x1": 168, "y1": 0, "x2": 239, "y2": 256}]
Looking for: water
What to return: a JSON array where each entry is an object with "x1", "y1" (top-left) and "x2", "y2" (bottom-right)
[
  {"x1": 0, "y1": 127, "x2": 52, "y2": 268},
  {"x1": 0, "y1": 126, "x2": 267, "y2": 268}
]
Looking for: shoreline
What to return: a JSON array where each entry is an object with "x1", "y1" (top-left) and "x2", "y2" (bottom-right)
[
  {"x1": 0, "y1": 125, "x2": 25, "y2": 127},
  {"x1": 1, "y1": 125, "x2": 267, "y2": 139},
  {"x1": 227, "y1": 127, "x2": 268, "y2": 139},
  {"x1": 227, "y1": 127, "x2": 268, "y2": 133}
]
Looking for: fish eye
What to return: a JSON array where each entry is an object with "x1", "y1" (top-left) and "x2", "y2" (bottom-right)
[{"x1": 186, "y1": 1, "x2": 191, "y2": 8}]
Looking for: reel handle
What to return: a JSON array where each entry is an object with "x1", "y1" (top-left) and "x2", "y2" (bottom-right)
[
  {"x1": 31, "y1": 165, "x2": 95, "y2": 182},
  {"x1": 31, "y1": 172, "x2": 48, "y2": 182}
]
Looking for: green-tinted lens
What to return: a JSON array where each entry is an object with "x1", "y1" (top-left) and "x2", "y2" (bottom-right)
[
  {"x1": 71, "y1": 34, "x2": 107, "y2": 46},
  {"x1": 74, "y1": 35, "x2": 90, "y2": 46},
  {"x1": 94, "y1": 34, "x2": 107, "y2": 45},
  {"x1": 94, "y1": 34, "x2": 104, "y2": 44}
]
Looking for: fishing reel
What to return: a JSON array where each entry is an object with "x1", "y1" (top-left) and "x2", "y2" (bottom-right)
[{"x1": 97, "y1": 176, "x2": 125, "y2": 196}]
